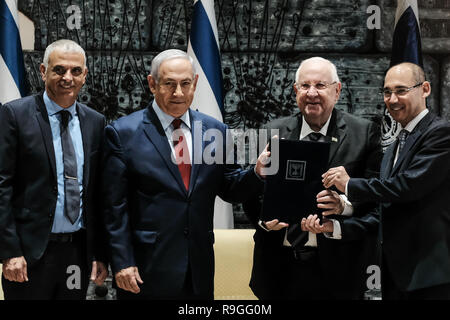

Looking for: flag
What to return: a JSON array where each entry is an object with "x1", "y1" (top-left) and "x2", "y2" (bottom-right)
[
  {"x1": 390, "y1": 0, "x2": 423, "y2": 68},
  {"x1": 382, "y1": 0, "x2": 423, "y2": 150},
  {"x1": 0, "y1": 0, "x2": 27, "y2": 104},
  {"x1": 187, "y1": 0, "x2": 234, "y2": 229}
]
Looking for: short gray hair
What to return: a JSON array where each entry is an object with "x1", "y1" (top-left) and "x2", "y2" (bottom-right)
[
  {"x1": 43, "y1": 39, "x2": 86, "y2": 68},
  {"x1": 295, "y1": 57, "x2": 340, "y2": 84},
  {"x1": 150, "y1": 49, "x2": 196, "y2": 82}
]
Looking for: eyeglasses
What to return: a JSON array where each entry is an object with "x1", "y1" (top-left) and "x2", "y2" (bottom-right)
[
  {"x1": 381, "y1": 82, "x2": 423, "y2": 98},
  {"x1": 295, "y1": 82, "x2": 337, "y2": 92},
  {"x1": 52, "y1": 65, "x2": 84, "y2": 77},
  {"x1": 159, "y1": 80, "x2": 194, "y2": 92}
]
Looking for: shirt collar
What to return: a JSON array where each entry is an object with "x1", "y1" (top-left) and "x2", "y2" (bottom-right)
[
  {"x1": 152, "y1": 100, "x2": 191, "y2": 131},
  {"x1": 300, "y1": 113, "x2": 331, "y2": 140},
  {"x1": 43, "y1": 91, "x2": 77, "y2": 117},
  {"x1": 401, "y1": 108, "x2": 429, "y2": 133}
]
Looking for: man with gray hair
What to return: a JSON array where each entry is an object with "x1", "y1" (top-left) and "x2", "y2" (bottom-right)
[
  {"x1": 243, "y1": 56, "x2": 383, "y2": 299},
  {"x1": 0, "y1": 39, "x2": 108, "y2": 299},
  {"x1": 102, "y1": 48, "x2": 266, "y2": 299}
]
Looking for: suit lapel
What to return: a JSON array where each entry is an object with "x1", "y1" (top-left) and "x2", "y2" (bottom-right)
[
  {"x1": 34, "y1": 94, "x2": 57, "y2": 181},
  {"x1": 391, "y1": 112, "x2": 435, "y2": 175},
  {"x1": 282, "y1": 115, "x2": 302, "y2": 140},
  {"x1": 381, "y1": 142, "x2": 396, "y2": 179},
  {"x1": 326, "y1": 109, "x2": 346, "y2": 165},
  {"x1": 77, "y1": 103, "x2": 91, "y2": 189},
  {"x1": 142, "y1": 106, "x2": 188, "y2": 195},
  {"x1": 187, "y1": 109, "x2": 203, "y2": 197}
]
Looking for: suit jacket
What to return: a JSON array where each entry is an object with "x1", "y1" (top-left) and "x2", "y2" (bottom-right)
[
  {"x1": 102, "y1": 105, "x2": 263, "y2": 298},
  {"x1": 348, "y1": 112, "x2": 450, "y2": 292},
  {"x1": 244, "y1": 108, "x2": 382, "y2": 299},
  {"x1": 0, "y1": 93, "x2": 107, "y2": 265}
]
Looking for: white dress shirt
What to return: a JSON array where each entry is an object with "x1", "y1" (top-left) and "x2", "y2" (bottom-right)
[{"x1": 152, "y1": 100, "x2": 193, "y2": 163}]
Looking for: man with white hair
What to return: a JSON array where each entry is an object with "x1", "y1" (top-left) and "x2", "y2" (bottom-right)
[
  {"x1": 102, "y1": 49, "x2": 266, "y2": 299},
  {"x1": 243, "y1": 57, "x2": 383, "y2": 299},
  {"x1": 0, "y1": 39, "x2": 108, "y2": 299}
]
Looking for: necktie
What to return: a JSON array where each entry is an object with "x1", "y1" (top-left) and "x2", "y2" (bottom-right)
[
  {"x1": 286, "y1": 131, "x2": 323, "y2": 248},
  {"x1": 397, "y1": 129, "x2": 409, "y2": 155},
  {"x1": 307, "y1": 132, "x2": 323, "y2": 142},
  {"x1": 172, "y1": 119, "x2": 191, "y2": 191},
  {"x1": 59, "y1": 110, "x2": 80, "y2": 224}
]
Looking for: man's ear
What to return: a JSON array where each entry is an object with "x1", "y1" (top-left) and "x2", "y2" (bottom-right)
[
  {"x1": 147, "y1": 74, "x2": 156, "y2": 94},
  {"x1": 335, "y1": 82, "x2": 342, "y2": 102},
  {"x1": 192, "y1": 74, "x2": 199, "y2": 91},
  {"x1": 39, "y1": 63, "x2": 47, "y2": 82},
  {"x1": 422, "y1": 81, "x2": 431, "y2": 99}
]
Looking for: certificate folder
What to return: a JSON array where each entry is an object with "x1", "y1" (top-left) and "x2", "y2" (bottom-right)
[{"x1": 261, "y1": 139, "x2": 330, "y2": 224}]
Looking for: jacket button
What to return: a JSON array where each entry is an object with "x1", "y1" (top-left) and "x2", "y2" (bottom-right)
[{"x1": 184, "y1": 228, "x2": 189, "y2": 236}]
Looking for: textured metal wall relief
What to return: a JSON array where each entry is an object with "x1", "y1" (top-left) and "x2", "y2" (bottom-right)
[
  {"x1": 19, "y1": 0, "x2": 151, "y2": 51},
  {"x1": 153, "y1": 0, "x2": 372, "y2": 52}
]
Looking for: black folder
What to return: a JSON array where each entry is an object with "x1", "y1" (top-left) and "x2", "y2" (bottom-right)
[{"x1": 261, "y1": 138, "x2": 330, "y2": 223}]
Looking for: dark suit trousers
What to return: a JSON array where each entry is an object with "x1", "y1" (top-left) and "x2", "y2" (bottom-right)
[
  {"x1": 255, "y1": 246, "x2": 332, "y2": 300},
  {"x1": 2, "y1": 231, "x2": 89, "y2": 300},
  {"x1": 382, "y1": 256, "x2": 450, "y2": 300}
]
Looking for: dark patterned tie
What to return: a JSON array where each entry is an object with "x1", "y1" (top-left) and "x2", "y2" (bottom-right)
[
  {"x1": 59, "y1": 110, "x2": 80, "y2": 224},
  {"x1": 397, "y1": 129, "x2": 409, "y2": 155},
  {"x1": 307, "y1": 132, "x2": 323, "y2": 142},
  {"x1": 172, "y1": 118, "x2": 191, "y2": 191}
]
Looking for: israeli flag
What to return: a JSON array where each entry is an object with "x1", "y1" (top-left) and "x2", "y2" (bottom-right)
[
  {"x1": 0, "y1": 0, "x2": 27, "y2": 104},
  {"x1": 383, "y1": 0, "x2": 423, "y2": 149},
  {"x1": 390, "y1": 0, "x2": 423, "y2": 68},
  {"x1": 187, "y1": 0, "x2": 234, "y2": 229}
]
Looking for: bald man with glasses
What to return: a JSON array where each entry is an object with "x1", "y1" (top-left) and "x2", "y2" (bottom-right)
[{"x1": 324, "y1": 62, "x2": 450, "y2": 300}]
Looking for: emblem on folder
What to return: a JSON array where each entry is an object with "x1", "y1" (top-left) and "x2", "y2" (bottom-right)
[{"x1": 286, "y1": 160, "x2": 306, "y2": 181}]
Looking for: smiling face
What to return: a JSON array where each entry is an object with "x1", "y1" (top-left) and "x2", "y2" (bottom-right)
[
  {"x1": 383, "y1": 63, "x2": 430, "y2": 127},
  {"x1": 147, "y1": 57, "x2": 198, "y2": 118},
  {"x1": 40, "y1": 49, "x2": 87, "y2": 108},
  {"x1": 294, "y1": 59, "x2": 341, "y2": 131}
]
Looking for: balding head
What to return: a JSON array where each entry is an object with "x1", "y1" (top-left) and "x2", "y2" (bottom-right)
[{"x1": 383, "y1": 62, "x2": 431, "y2": 127}]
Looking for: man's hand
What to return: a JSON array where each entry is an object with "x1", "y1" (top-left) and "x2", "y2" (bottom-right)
[
  {"x1": 255, "y1": 142, "x2": 271, "y2": 179},
  {"x1": 2, "y1": 256, "x2": 28, "y2": 282},
  {"x1": 263, "y1": 219, "x2": 289, "y2": 231},
  {"x1": 90, "y1": 261, "x2": 109, "y2": 286},
  {"x1": 300, "y1": 214, "x2": 333, "y2": 234},
  {"x1": 115, "y1": 266, "x2": 143, "y2": 294},
  {"x1": 322, "y1": 166, "x2": 350, "y2": 192},
  {"x1": 317, "y1": 189, "x2": 344, "y2": 216}
]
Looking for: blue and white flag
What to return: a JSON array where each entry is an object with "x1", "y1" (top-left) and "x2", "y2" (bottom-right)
[
  {"x1": 0, "y1": 0, "x2": 27, "y2": 104},
  {"x1": 382, "y1": 0, "x2": 424, "y2": 150},
  {"x1": 390, "y1": 0, "x2": 423, "y2": 68},
  {"x1": 187, "y1": 0, "x2": 234, "y2": 229}
]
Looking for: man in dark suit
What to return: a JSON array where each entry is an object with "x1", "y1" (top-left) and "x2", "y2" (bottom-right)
[
  {"x1": 324, "y1": 62, "x2": 450, "y2": 299},
  {"x1": 0, "y1": 39, "x2": 108, "y2": 300},
  {"x1": 102, "y1": 49, "x2": 265, "y2": 300},
  {"x1": 243, "y1": 57, "x2": 382, "y2": 299}
]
